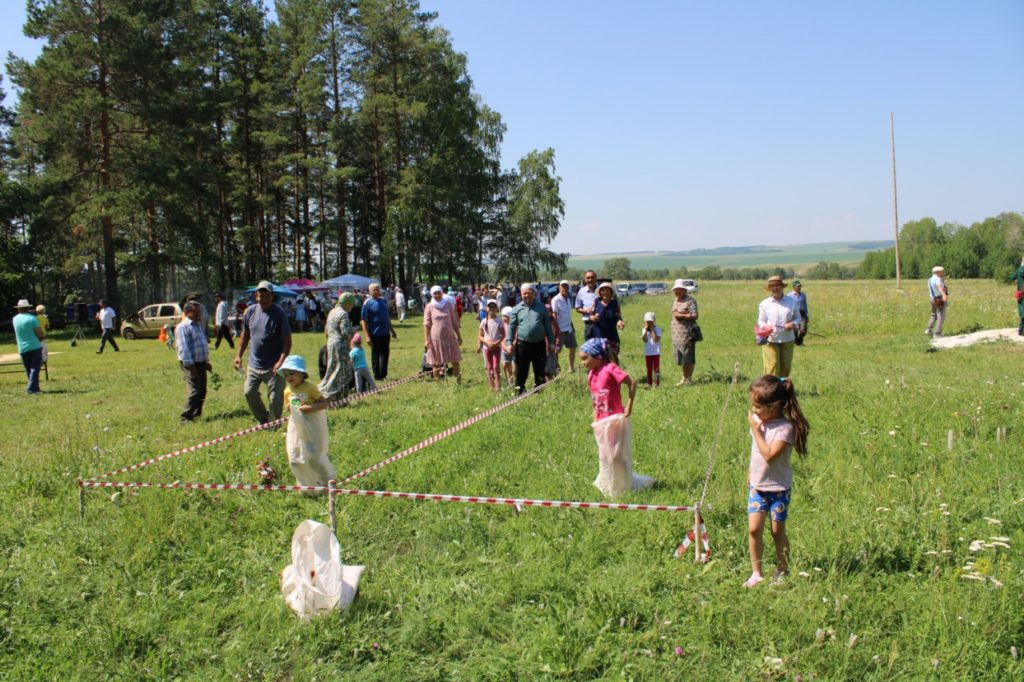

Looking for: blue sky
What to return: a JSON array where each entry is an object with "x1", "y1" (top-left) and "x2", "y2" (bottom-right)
[{"x1": 4, "y1": 1, "x2": 1022, "y2": 254}]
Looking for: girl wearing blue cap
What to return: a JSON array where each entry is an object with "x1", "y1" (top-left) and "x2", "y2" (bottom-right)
[{"x1": 280, "y1": 355, "x2": 335, "y2": 487}]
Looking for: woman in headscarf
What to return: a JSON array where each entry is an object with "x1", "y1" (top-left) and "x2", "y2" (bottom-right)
[
  {"x1": 318, "y1": 292, "x2": 356, "y2": 400},
  {"x1": 423, "y1": 285, "x2": 463, "y2": 381}
]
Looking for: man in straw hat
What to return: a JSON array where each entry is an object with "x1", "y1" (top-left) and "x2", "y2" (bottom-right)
[
  {"x1": 13, "y1": 298, "x2": 45, "y2": 394},
  {"x1": 757, "y1": 275, "x2": 802, "y2": 377},
  {"x1": 924, "y1": 265, "x2": 948, "y2": 338}
]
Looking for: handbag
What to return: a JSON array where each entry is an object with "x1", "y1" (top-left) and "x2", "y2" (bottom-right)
[
  {"x1": 932, "y1": 296, "x2": 945, "y2": 309},
  {"x1": 691, "y1": 323, "x2": 704, "y2": 342}
]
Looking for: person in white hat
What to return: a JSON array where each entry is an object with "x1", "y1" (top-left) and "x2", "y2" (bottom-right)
[
  {"x1": 234, "y1": 280, "x2": 293, "y2": 424},
  {"x1": 670, "y1": 280, "x2": 699, "y2": 385},
  {"x1": 640, "y1": 311, "x2": 662, "y2": 387},
  {"x1": 550, "y1": 280, "x2": 578, "y2": 372},
  {"x1": 12, "y1": 298, "x2": 45, "y2": 394},
  {"x1": 924, "y1": 266, "x2": 948, "y2": 338}
]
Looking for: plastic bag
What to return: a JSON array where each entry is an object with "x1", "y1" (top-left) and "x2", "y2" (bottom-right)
[
  {"x1": 591, "y1": 413, "x2": 654, "y2": 497},
  {"x1": 286, "y1": 403, "x2": 335, "y2": 487},
  {"x1": 281, "y1": 520, "x2": 364, "y2": 619}
]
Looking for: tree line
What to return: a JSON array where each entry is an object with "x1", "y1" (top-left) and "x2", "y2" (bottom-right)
[{"x1": 0, "y1": 0, "x2": 566, "y2": 314}]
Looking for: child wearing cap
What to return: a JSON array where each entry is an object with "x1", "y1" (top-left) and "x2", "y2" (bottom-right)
[
  {"x1": 640, "y1": 312, "x2": 662, "y2": 387},
  {"x1": 349, "y1": 333, "x2": 376, "y2": 393},
  {"x1": 500, "y1": 306, "x2": 516, "y2": 388},
  {"x1": 279, "y1": 355, "x2": 334, "y2": 487}
]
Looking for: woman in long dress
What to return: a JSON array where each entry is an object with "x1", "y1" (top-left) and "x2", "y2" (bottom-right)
[
  {"x1": 423, "y1": 285, "x2": 463, "y2": 381},
  {"x1": 319, "y1": 292, "x2": 356, "y2": 400}
]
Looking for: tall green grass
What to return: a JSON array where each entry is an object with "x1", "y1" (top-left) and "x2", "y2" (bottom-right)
[{"x1": 1, "y1": 280, "x2": 1021, "y2": 679}]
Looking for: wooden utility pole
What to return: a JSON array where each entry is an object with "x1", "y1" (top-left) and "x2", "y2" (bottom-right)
[{"x1": 890, "y1": 112, "x2": 902, "y2": 289}]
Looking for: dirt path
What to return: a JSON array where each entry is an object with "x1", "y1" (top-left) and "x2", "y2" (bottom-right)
[{"x1": 930, "y1": 328, "x2": 1024, "y2": 349}]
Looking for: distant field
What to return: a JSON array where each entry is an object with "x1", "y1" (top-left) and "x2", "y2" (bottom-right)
[{"x1": 569, "y1": 240, "x2": 891, "y2": 272}]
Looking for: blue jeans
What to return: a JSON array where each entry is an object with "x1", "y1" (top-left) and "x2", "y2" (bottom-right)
[{"x1": 21, "y1": 348, "x2": 43, "y2": 394}]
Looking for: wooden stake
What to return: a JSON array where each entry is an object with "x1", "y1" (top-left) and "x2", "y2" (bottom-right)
[
  {"x1": 78, "y1": 484, "x2": 85, "y2": 521},
  {"x1": 694, "y1": 510, "x2": 702, "y2": 563},
  {"x1": 328, "y1": 479, "x2": 337, "y2": 535},
  {"x1": 891, "y1": 112, "x2": 902, "y2": 290},
  {"x1": 947, "y1": 430, "x2": 954, "y2": 450}
]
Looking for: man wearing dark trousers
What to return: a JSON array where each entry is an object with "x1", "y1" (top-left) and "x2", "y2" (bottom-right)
[
  {"x1": 96, "y1": 299, "x2": 120, "y2": 353},
  {"x1": 361, "y1": 283, "x2": 397, "y2": 380},
  {"x1": 507, "y1": 283, "x2": 555, "y2": 395},
  {"x1": 175, "y1": 301, "x2": 211, "y2": 422},
  {"x1": 213, "y1": 293, "x2": 234, "y2": 349}
]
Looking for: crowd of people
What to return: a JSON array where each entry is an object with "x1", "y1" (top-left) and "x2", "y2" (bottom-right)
[{"x1": 13, "y1": 261, "x2": 1009, "y2": 588}]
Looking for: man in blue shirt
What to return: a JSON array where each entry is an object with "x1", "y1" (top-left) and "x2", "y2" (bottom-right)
[
  {"x1": 360, "y1": 283, "x2": 398, "y2": 380},
  {"x1": 234, "y1": 281, "x2": 292, "y2": 424},
  {"x1": 925, "y1": 266, "x2": 948, "y2": 338},
  {"x1": 175, "y1": 301, "x2": 211, "y2": 422},
  {"x1": 13, "y1": 298, "x2": 45, "y2": 394},
  {"x1": 574, "y1": 270, "x2": 599, "y2": 340},
  {"x1": 507, "y1": 284, "x2": 556, "y2": 394}
]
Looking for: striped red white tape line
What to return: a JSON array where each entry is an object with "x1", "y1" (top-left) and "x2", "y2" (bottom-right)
[
  {"x1": 338, "y1": 375, "x2": 561, "y2": 486},
  {"x1": 76, "y1": 479, "x2": 696, "y2": 512},
  {"x1": 90, "y1": 371, "x2": 426, "y2": 481}
]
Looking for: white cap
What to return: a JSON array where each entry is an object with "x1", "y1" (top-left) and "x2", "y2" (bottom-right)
[
  {"x1": 559, "y1": 280, "x2": 570, "y2": 287},
  {"x1": 501, "y1": 306, "x2": 513, "y2": 317},
  {"x1": 643, "y1": 312, "x2": 655, "y2": 322},
  {"x1": 932, "y1": 265, "x2": 944, "y2": 273}
]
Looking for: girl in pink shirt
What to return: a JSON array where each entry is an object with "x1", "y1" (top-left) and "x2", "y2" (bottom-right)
[
  {"x1": 580, "y1": 338, "x2": 653, "y2": 497},
  {"x1": 744, "y1": 375, "x2": 810, "y2": 588}
]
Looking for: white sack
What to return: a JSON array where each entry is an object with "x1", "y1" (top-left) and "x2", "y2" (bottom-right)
[
  {"x1": 286, "y1": 404, "x2": 335, "y2": 487},
  {"x1": 281, "y1": 520, "x2": 364, "y2": 619},
  {"x1": 591, "y1": 413, "x2": 654, "y2": 498}
]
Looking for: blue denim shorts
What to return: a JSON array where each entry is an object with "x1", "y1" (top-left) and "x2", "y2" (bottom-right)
[{"x1": 747, "y1": 487, "x2": 791, "y2": 522}]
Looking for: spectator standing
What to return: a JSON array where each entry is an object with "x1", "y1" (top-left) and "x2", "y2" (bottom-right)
[
  {"x1": 175, "y1": 301, "x2": 212, "y2": 422},
  {"x1": 574, "y1": 270, "x2": 599, "y2": 340},
  {"x1": 590, "y1": 282, "x2": 625, "y2": 365},
  {"x1": 13, "y1": 299, "x2": 45, "y2": 394},
  {"x1": 507, "y1": 284, "x2": 556, "y2": 394},
  {"x1": 423, "y1": 285, "x2": 463, "y2": 381},
  {"x1": 35, "y1": 305, "x2": 49, "y2": 335},
  {"x1": 551, "y1": 280, "x2": 578, "y2": 373},
  {"x1": 670, "y1": 279, "x2": 699, "y2": 386},
  {"x1": 360, "y1": 283, "x2": 398, "y2": 381},
  {"x1": 319, "y1": 292, "x2": 356, "y2": 400},
  {"x1": 1009, "y1": 257, "x2": 1024, "y2": 336},
  {"x1": 786, "y1": 281, "x2": 809, "y2": 346},
  {"x1": 233, "y1": 280, "x2": 292, "y2": 424},
  {"x1": 213, "y1": 293, "x2": 234, "y2": 349},
  {"x1": 757, "y1": 275, "x2": 801, "y2": 378},
  {"x1": 924, "y1": 265, "x2": 948, "y2": 338},
  {"x1": 395, "y1": 287, "x2": 406, "y2": 323},
  {"x1": 95, "y1": 299, "x2": 120, "y2": 354}
]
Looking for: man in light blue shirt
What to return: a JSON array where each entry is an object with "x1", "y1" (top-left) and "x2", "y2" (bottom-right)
[
  {"x1": 13, "y1": 298, "x2": 45, "y2": 394},
  {"x1": 175, "y1": 301, "x2": 211, "y2": 422},
  {"x1": 574, "y1": 270, "x2": 599, "y2": 340},
  {"x1": 925, "y1": 265, "x2": 948, "y2": 338}
]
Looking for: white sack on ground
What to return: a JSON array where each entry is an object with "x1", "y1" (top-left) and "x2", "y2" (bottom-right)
[
  {"x1": 286, "y1": 404, "x2": 335, "y2": 487},
  {"x1": 281, "y1": 520, "x2": 364, "y2": 619},
  {"x1": 591, "y1": 413, "x2": 654, "y2": 497}
]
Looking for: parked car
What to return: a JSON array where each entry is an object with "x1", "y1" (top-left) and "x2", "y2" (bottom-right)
[
  {"x1": 628, "y1": 283, "x2": 648, "y2": 296},
  {"x1": 615, "y1": 283, "x2": 631, "y2": 297},
  {"x1": 678, "y1": 279, "x2": 699, "y2": 293},
  {"x1": 645, "y1": 283, "x2": 668, "y2": 295},
  {"x1": 121, "y1": 302, "x2": 183, "y2": 340}
]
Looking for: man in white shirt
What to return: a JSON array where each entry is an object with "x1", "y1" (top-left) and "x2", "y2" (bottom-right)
[
  {"x1": 925, "y1": 265, "x2": 948, "y2": 338},
  {"x1": 394, "y1": 287, "x2": 406, "y2": 322},
  {"x1": 551, "y1": 280, "x2": 577, "y2": 372},
  {"x1": 213, "y1": 293, "x2": 234, "y2": 349},
  {"x1": 96, "y1": 299, "x2": 120, "y2": 353}
]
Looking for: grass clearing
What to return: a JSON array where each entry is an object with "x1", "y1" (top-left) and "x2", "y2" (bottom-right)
[{"x1": 1, "y1": 280, "x2": 1021, "y2": 678}]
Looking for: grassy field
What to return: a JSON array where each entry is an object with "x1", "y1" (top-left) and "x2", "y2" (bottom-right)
[
  {"x1": 568, "y1": 241, "x2": 889, "y2": 272},
  {"x1": 1, "y1": 280, "x2": 1021, "y2": 679}
]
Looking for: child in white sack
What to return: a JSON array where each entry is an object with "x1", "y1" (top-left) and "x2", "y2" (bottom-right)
[
  {"x1": 579, "y1": 337, "x2": 654, "y2": 497},
  {"x1": 279, "y1": 355, "x2": 335, "y2": 487}
]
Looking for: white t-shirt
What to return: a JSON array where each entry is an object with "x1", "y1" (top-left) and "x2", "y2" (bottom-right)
[
  {"x1": 215, "y1": 300, "x2": 230, "y2": 325},
  {"x1": 98, "y1": 307, "x2": 117, "y2": 330},
  {"x1": 550, "y1": 294, "x2": 574, "y2": 332},
  {"x1": 641, "y1": 325, "x2": 662, "y2": 356}
]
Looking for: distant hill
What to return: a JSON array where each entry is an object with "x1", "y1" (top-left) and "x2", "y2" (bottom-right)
[{"x1": 567, "y1": 240, "x2": 893, "y2": 271}]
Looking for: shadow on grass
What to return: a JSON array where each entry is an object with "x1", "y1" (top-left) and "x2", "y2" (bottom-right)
[
  {"x1": 809, "y1": 548, "x2": 917, "y2": 577},
  {"x1": 206, "y1": 407, "x2": 258, "y2": 421}
]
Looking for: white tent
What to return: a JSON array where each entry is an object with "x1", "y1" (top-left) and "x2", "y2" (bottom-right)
[{"x1": 318, "y1": 274, "x2": 380, "y2": 291}]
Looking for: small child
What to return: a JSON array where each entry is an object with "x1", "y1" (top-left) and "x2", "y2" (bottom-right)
[
  {"x1": 744, "y1": 375, "x2": 810, "y2": 588},
  {"x1": 478, "y1": 301, "x2": 505, "y2": 391},
  {"x1": 279, "y1": 355, "x2": 334, "y2": 488},
  {"x1": 349, "y1": 333, "x2": 376, "y2": 393},
  {"x1": 578, "y1": 338, "x2": 654, "y2": 497},
  {"x1": 500, "y1": 306, "x2": 516, "y2": 389},
  {"x1": 545, "y1": 303, "x2": 559, "y2": 380},
  {"x1": 640, "y1": 311, "x2": 662, "y2": 387}
]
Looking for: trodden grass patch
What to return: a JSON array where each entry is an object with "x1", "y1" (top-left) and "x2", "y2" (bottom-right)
[{"x1": 0, "y1": 279, "x2": 1021, "y2": 679}]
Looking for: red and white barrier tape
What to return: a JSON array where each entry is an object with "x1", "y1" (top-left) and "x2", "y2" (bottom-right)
[
  {"x1": 90, "y1": 371, "x2": 426, "y2": 481},
  {"x1": 338, "y1": 375, "x2": 561, "y2": 486},
  {"x1": 77, "y1": 478, "x2": 696, "y2": 512}
]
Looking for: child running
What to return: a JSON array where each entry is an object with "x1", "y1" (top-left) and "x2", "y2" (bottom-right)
[
  {"x1": 744, "y1": 375, "x2": 810, "y2": 588},
  {"x1": 478, "y1": 300, "x2": 505, "y2": 391},
  {"x1": 640, "y1": 311, "x2": 662, "y2": 387},
  {"x1": 349, "y1": 333, "x2": 376, "y2": 393},
  {"x1": 579, "y1": 338, "x2": 654, "y2": 497},
  {"x1": 279, "y1": 355, "x2": 335, "y2": 488}
]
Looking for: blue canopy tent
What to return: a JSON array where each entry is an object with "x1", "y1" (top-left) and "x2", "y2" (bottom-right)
[
  {"x1": 243, "y1": 283, "x2": 299, "y2": 297},
  {"x1": 318, "y1": 273, "x2": 380, "y2": 291}
]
